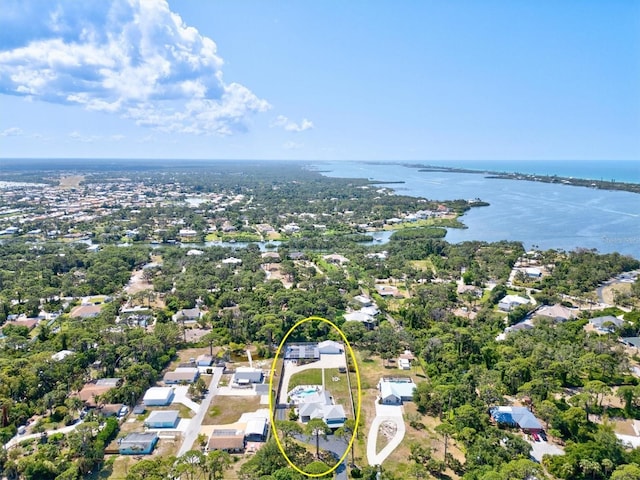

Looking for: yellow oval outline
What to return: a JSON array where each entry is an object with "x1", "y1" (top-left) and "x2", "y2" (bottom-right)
[{"x1": 268, "y1": 316, "x2": 362, "y2": 477}]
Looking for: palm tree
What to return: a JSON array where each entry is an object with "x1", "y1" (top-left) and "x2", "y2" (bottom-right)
[
  {"x1": 580, "y1": 458, "x2": 601, "y2": 480},
  {"x1": 176, "y1": 450, "x2": 205, "y2": 480},
  {"x1": 276, "y1": 420, "x2": 303, "y2": 449},
  {"x1": 305, "y1": 418, "x2": 330, "y2": 458},
  {"x1": 334, "y1": 419, "x2": 356, "y2": 464},
  {"x1": 205, "y1": 450, "x2": 232, "y2": 480},
  {"x1": 434, "y1": 421, "x2": 456, "y2": 459}
]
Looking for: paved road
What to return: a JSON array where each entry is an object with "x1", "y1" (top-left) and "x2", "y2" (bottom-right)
[
  {"x1": 4, "y1": 420, "x2": 84, "y2": 450},
  {"x1": 177, "y1": 366, "x2": 223, "y2": 456},
  {"x1": 367, "y1": 404, "x2": 405, "y2": 466}
]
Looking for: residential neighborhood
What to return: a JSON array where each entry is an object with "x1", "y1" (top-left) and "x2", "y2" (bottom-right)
[{"x1": 0, "y1": 162, "x2": 639, "y2": 480}]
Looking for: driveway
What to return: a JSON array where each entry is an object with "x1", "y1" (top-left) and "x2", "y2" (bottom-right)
[
  {"x1": 177, "y1": 366, "x2": 223, "y2": 456},
  {"x1": 172, "y1": 386, "x2": 200, "y2": 413},
  {"x1": 294, "y1": 433, "x2": 349, "y2": 480},
  {"x1": 527, "y1": 438, "x2": 564, "y2": 462},
  {"x1": 366, "y1": 403, "x2": 405, "y2": 466}
]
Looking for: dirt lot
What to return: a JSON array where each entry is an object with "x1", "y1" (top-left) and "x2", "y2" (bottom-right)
[
  {"x1": 383, "y1": 402, "x2": 464, "y2": 479},
  {"x1": 602, "y1": 283, "x2": 635, "y2": 305},
  {"x1": 59, "y1": 175, "x2": 84, "y2": 188},
  {"x1": 613, "y1": 419, "x2": 637, "y2": 436},
  {"x1": 261, "y1": 263, "x2": 293, "y2": 288},
  {"x1": 168, "y1": 347, "x2": 218, "y2": 369}
]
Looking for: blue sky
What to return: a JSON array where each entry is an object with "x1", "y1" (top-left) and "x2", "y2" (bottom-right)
[{"x1": 0, "y1": 0, "x2": 639, "y2": 161}]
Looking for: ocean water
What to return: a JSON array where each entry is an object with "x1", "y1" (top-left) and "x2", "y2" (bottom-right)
[
  {"x1": 423, "y1": 160, "x2": 640, "y2": 184},
  {"x1": 314, "y1": 161, "x2": 640, "y2": 259}
]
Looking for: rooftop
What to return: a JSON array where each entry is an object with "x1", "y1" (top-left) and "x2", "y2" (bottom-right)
[{"x1": 145, "y1": 410, "x2": 179, "y2": 425}]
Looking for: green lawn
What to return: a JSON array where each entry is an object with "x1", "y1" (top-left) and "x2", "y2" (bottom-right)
[
  {"x1": 288, "y1": 368, "x2": 356, "y2": 421},
  {"x1": 288, "y1": 369, "x2": 323, "y2": 389},
  {"x1": 323, "y1": 368, "x2": 355, "y2": 420},
  {"x1": 410, "y1": 259, "x2": 436, "y2": 273}
]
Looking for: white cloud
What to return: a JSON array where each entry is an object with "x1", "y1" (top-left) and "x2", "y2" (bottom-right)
[
  {"x1": 283, "y1": 141, "x2": 303, "y2": 150},
  {"x1": 271, "y1": 115, "x2": 314, "y2": 132},
  {"x1": 0, "y1": 0, "x2": 270, "y2": 135},
  {"x1": 69, "y1": 131, "x2": 100, "y2": 143},
  {"x1": 0, "y1": 127, "x2": 23, "y2": 136}
]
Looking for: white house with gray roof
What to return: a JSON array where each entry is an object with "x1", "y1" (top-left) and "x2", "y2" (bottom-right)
[
  {"x1": 378, "y1": 377, "x2": 417, "y2": 405},
  {"x1": 296, "y1": 388, "x2": 346, "y2": 429}
]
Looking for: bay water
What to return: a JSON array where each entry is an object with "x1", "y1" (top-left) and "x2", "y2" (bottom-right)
[{"x1": 314, "y1": 161, "x2": 640, "y2": 259}]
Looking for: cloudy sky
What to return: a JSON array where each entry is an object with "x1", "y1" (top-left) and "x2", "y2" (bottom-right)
[{"x1": 0, "y1": 0, "x2": 639, "y2": 160}]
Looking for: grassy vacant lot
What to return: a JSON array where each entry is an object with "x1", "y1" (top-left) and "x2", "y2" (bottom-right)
[
  {"x1": 323, "y1": 368, "x2": 353, "y2": 419},
  {"x1": 410, "y1": 259, "x2": 436, "y2": 273},
  {"x1": 203, "y1": 396, "x2": 261, "y2": 425},
  {"x1": 350, "y1": 351, "x2": 385, "y2": 465},
  {"x1": 288, "y1": 369, "x2": 323, "y2": 390},
  {"x1": 168, "y1": 347, "x2": 213, "y2": 368}
]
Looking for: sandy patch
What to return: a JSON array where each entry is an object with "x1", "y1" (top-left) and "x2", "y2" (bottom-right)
[{"x1": 602, "y1": 283, "x2": 633, "y2": 305}]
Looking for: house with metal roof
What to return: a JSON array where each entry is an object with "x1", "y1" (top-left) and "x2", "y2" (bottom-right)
[
  {"x1": 163, "y1": 367, "x2": 200, "y2": 384},
  {"x1": 197, "y1": 354, "x2": 213, "y2": 366},
  {"x1": 588, "y1": 315, "x2": 624, "y2": 334},
  {"x1": 95, "y1": 378, "x2": 122, "y2": 387},
  {"x1": 622, "y1": 337, "x2": 640, "y2": 348},
  {"x1": 143, "y1": 387, "x2": 174, "y2": 406},
  {"x1": 378, "y1": 377, "x2": 417, "y2": 405},
  {"x1": 171, "y1": 307, "x2": 203, "y2": 324},
  {"x1": 144, "y1": 410, "x2": 180, "y2": 429},
  {"x1": 490, "y1": 406, "x2": 543, "y2": 432},
  {"x1": 318, "y1": 340, "x2": 343, "y2": 355},
  {"x1": 245, "y1": 418, "x2": 268, "y2": 442},
  {"x1": 344, "y1": 310, "x2": 376, "y2": 329},
  {"x1": 232, "y1": 367, "x2": 264, "y2": 387},
  {"x1": 353, "y1": 295, "x2": 373, "y2": 307},
  {"x1": 119, "y1": 432, "x2": 159, "y2": 455},
  {"x1": 498, "y1": 295, "x2": 531, "y2": 312}
]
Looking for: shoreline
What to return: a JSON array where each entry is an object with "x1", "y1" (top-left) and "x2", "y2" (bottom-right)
[
  {"x1": 315, "y1": 162, "x2": 640, "y2": 258},
  {"x1": 413, "y1": 164, "x2": 640, "y2": 195}
]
